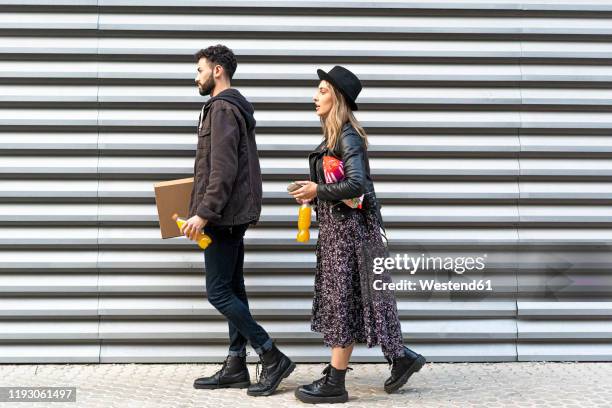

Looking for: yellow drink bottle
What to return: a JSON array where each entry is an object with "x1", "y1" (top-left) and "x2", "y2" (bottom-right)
[
  {"x1": 296, "y1": 203, "x2": 312, "y2": 242},
  {"x1": 172, "y1": 213, "x2": 212, "y2": 250}
]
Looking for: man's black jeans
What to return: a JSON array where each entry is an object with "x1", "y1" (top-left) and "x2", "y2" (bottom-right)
[{"x1": 203, "y1": 222, "x2": 273, "y2": 356}]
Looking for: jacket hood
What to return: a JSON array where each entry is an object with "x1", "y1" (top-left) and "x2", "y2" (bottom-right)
[{"x1": 204, "y1": 88, "x2": 256, "y2": 132}]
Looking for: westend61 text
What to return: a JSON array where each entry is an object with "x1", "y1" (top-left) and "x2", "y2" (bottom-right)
[{"x1": 373, "y1": 279, "x2": 493, "y2": 292}]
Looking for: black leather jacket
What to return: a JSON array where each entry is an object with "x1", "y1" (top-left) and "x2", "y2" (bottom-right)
[{"x1": 308, "y1": 122, "x2": 386, "y2": 236}]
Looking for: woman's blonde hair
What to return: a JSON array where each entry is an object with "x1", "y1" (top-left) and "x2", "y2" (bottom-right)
[{"x1": 319, "y1": 80, "x2": 368, "y2": 151}]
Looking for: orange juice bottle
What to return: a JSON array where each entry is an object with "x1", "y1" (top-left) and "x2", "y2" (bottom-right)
[
  {"x1": 172, "y1": 213, "x2": 212, "y2": 250},
  {"x1": 296, "y1": 203, "x2": 311, "y2": 243}
]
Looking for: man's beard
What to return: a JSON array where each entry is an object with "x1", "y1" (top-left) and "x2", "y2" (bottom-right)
[{"x1": 197, "y1": 74, "x2": 215, "y2": 96}]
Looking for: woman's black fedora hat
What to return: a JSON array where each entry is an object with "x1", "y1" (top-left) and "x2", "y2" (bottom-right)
[{"x1": 317, "y1": 65, "x2": 362, "y2": 111}]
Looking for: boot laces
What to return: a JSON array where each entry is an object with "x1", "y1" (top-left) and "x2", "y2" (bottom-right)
[
  {"x1": 389, "y1": 351, "x2": 410, "y2": 376},
  {"x1": 217, "y1": 352, "x2": 248, "y2": 385},
  {"x1": 216, "y1": 355, "x2": 231, "y2": 386},
  {"x1": 313, "y1": 364, "x2": 332, "y2": 386},
  {"x1": 314, "y1": 365, "x2": 352, "y2": 386},
  {"x1": 254, "y1": 355, "x2": 268, "y2": 384},
  {"x1": 387, "y1": 355, "x2": 402, "y2": 378}
]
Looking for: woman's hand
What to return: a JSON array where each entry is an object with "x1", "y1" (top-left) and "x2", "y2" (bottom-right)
[{"x1": 289, "y1": 180, "x2": 318, "y2": 201}]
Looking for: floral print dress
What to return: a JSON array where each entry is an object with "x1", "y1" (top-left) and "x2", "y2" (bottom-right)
[{"x1": 310, "y1": 196, "x2": 406, "y2": 359}]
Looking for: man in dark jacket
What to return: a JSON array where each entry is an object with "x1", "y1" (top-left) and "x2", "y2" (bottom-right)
[{"x1": 182, "y1": 44, "x2": 295, "y2": 397}]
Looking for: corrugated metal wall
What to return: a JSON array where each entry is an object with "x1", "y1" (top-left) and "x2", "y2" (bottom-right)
[{"x1": 0, "y1": 0, "x2": 611, "y2": 363}]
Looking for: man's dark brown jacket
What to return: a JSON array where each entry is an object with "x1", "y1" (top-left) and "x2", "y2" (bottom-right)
[{"x1": 188, "y1": 88, "x2": 262, "y2": 226}]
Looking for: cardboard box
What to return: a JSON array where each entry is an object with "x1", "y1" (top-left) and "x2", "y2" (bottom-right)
[{"x1": 154, "y1": 177, "x2": 194, "y2": 239}]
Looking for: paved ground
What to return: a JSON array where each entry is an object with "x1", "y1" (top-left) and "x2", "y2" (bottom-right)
[{"x1": 0, "y1": 362, "x2": 610, "y2": 407}]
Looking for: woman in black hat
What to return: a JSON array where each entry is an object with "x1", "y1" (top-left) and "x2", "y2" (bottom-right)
[{"x1": 288, "y1": 66, "x2": 426, "y2": 404}]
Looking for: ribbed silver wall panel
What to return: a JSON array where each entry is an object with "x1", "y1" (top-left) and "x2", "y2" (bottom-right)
[{"x1": 0, "y1": 0, "x2": 611, "y2": 363}]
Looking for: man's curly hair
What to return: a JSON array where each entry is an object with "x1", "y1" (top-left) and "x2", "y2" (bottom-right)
[{"x1": 194, "y1": 44, "x2": 237, "y2": 81}]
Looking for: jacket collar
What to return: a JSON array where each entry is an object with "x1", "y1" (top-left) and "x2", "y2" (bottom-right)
[{"x1": 308, "y1": 139, "x2": 327, "y2": 160}]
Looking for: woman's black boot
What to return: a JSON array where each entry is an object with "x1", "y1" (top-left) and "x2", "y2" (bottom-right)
[
  {"x1": 295, "y1": 364, "x2": 351, "y2": 404},
  {"x1": 384, "y1": 346, "x2": 426, "y2": 393}
]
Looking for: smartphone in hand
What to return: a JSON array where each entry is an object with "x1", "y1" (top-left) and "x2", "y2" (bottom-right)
[{"x1": 286, "y1": 182, "x2": 302, "y2": 192}]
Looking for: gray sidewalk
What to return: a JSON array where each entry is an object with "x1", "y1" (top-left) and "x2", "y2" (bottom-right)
[{"x1": 0, "y1": 362, "x2": 610, "y2": 407}]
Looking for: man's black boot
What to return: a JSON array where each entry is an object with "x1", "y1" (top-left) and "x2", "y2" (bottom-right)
[
  {"x1": 193, "y1": 354, "x2": 251, "y2": 389},
  {"x1": 294, "y1": 364, "x2": 351, "y2": 404},
  {"x1": 246, "y1": 343, "x2": 296, "y2": 396},
  {"x1": 384, "y1": 346, "x2": 426, "y2": 393}
]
